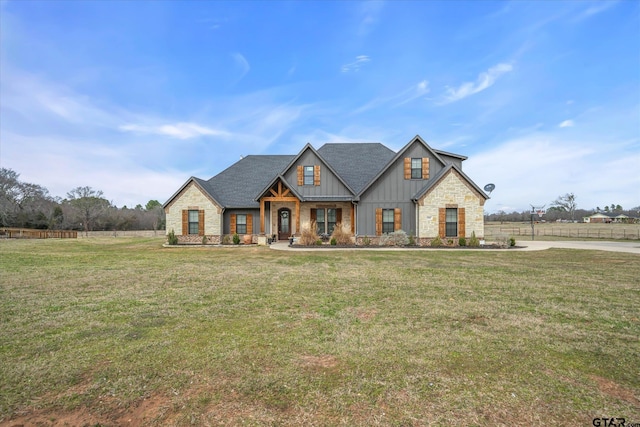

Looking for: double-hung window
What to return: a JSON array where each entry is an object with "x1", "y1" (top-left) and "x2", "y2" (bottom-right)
[
  {"x1": 382, "y1": 209, "x2": 395, "y2": 234},
  {"x1": 315, "y1": 209, "x2": 325, "y2": 234},
  {"x1": 411, "y1": 158, "x2": 422, "y2": 179},
  {"x1": 303, "y1": 166, "x2": 314, "y2": 185},
  {"x1": 236, "y1": 214, "x2": 247, "y2": 234},
  {"x1": 327, "y1": 209, "x2": 337, "y2": 234},
  {"x1": 445, "y1": 208, "x2": 458, "y2": 237},
  {"x1": 188, "y1": 210, "x2": 199, "y2": 235}
]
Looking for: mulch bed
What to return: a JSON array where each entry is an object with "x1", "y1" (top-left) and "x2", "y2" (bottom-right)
[{"x1": 290, "y1": 244, "x2": 521, "y2": 249}]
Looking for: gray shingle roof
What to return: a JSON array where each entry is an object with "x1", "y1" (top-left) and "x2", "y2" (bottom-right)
[
  {"x1": 205, "y1": 155, "x2": 295, "y2": 208},
  {"x1": 317, "y1": 143, "x2": 396, "y2": 194},
  {"x1": 166, "y1": 139, "x2": 476, "y2": 209}
]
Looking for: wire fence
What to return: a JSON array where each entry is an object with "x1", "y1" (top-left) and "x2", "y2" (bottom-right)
[{"x1": 485, "y1": 224, "x2": 640, "y2": 240}]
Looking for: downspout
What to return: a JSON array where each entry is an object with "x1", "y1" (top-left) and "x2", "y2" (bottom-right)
[
  {"x1": 353, "y1": 202, "x2": 358, "y2": 238},
  {"x1": 221, "y1": 207, "x2": 225, "y2": 238},
  {"x1": 415, "y1": 201, "x2": 419, "y2": 240}
]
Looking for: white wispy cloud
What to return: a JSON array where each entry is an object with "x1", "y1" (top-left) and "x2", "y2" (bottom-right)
[
  {"x1": 119, "y1": 122, "x2": 229, "y2": 140},
  {"x1": 575, "y1": 1, "x2": 618, "y2": 21},
  {"x1": 232, "y1": 52, "x2": 250, "y2": 82},
  {"x1": 465, "y1": 132, "x2": 639, "y2": 213},
  {"x1": 357, "y1": 1, "x2": 384, "y2": 37},
  {"x1": 353, "y1": 79, "x2": 429, "y2": 114},
  {"x1": 393, "y1": 80, "x2": 430, "y2": 107},
  {"x1": 559, "y1": 120, "x2": 574, "y2": 128},
  {"x1": 441, "y1": 63, "x2": 513, "y2": 104},
  {"x1": 341, "y1": 55, "x2": 371, "y2": 73},
  {"x1": 2, "y1": 69, "x2": 121, "y2": 127}
]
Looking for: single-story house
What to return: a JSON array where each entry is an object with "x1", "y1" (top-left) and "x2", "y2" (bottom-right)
[
  {"x1": 163, "y1": 135, "x2": 489, "y2": 244},
  {"x1": 583, "y1": 213, "x2": 638, "y2": 224},
  {"x1": 583, "y1": 213, "x2": 613, "y2": 223}
]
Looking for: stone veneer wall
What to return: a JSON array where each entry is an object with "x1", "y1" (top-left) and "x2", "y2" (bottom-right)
[
  {"x1": 165, "y1": 182, "x2": 222, "y2": 243},
  {"x1": 417, "y1": 170, "x2": 484, "y2": 239}
]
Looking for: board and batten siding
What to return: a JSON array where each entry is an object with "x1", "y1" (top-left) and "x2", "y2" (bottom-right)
[
  {"x1": 165, "y1": 181, "x2": 222, "y2": 236},
  {"x1": 357, "y1": 141, "x2": 447, "y2": 236},
  {"x1": 417, "y1": 169, "x2": 484, "y2": 239},
  {"x1": 223, "y1": 209, "x2": 260, "y2": 235},
  {"x1": 283, "y1": 149, "x2": 353, "y2": 198}
]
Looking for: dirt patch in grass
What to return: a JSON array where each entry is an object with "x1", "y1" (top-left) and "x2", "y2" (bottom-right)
[
  {"x1": 298, "y1": 354, "x2": 339, "y2": 370},
  {"x1": 591, "y1": 375, "x2": 640, "y2": 406},
  {"x1": 3, "y1": 393, "x2": 173, "y2": 427}
]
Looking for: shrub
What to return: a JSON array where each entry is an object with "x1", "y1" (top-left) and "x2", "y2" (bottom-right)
[
  {"x1": 459, "y1": 236, "x2": 466, "y2": 246},
  {"x1": 232, "y1": 233, "x2": 240, "y2": 245},
  {"x1": 330, "y1": 237, "x2": 337, "y2": 245},
  {"x1": 430, "y1": 236, "x2": 442, "y2": 247},
  {"x1": 362, "y1": 236, "x2": 371, "y2": 246},
  {"x1": 315, "y1": 239, "x2": 323, "y2": 246},
  {"x1": 509, "y1": 237, "x2": 516, "y2": 247},
  {"x1": 167, "y1": 229, "x2": 178, "y2": 245},
  {"x1": 494, "y1": 233, "x2": 509, "y2": 249},
  {"x1": 379, "y1": 230, "x2": 409, "y2": 246},
  {"x1": 222, "y1": 234, "x2": 231, "y2": 245},
  {"x1": 408, "y1": 232, "x2": 416, "y2": 246},
  {"x1": 299, "y1": 221, "x2": 320, "y2": 245},
  {"x1": 329, "y1": 223, "x2": 352, "y2": 245},
  {"x1": 468, "y1": 231, "x2": 480, "y2": 247},
  {"x1": 202, "y1": 235, "x2": 208, "y2": 245}
]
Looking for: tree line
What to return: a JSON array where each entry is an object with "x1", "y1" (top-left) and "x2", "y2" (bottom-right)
[
  {"x1": 0, "y1": 168, "x2": 165, "y2": 233},
  {"x1": 486, "y1": 192, "x2": 639, "y2": 223}
]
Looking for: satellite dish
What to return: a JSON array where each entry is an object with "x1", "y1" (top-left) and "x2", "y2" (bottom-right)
[{"x1": 483, "y1": 183, "x2": 495, "y2": 196}]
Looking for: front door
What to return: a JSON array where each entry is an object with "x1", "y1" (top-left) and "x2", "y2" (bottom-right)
[{"x1": 278, "y1": 208, "x2": 291, "y2": 240}]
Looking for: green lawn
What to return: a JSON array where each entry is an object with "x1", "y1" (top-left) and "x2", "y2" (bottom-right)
[{"x1": 1, "y1": 238, "x2": 638, "y2": 426}]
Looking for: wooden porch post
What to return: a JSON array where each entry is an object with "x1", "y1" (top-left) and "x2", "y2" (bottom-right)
[
  {"x1": 260, "y1": 199, "x2": 265, "y2": 234},
  {"x1": 295, "y1": 200, "x2": 300, "y2": 235}
]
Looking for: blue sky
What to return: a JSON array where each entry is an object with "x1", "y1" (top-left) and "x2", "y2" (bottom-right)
[{"x1": 1, "y1": 0, "x2": 638, "y2": 213}]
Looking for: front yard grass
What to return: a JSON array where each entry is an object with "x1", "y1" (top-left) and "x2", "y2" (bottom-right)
[{"x1": 0, "y1": 238, "x2": 638, "y2": 426}]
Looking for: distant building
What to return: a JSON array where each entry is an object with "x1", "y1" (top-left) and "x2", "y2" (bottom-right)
[
  {"x1": 583, "y1": 213, "x2": 612, "y2": 223},
  {"x1": 583, "y1": 213, "x2": 638, "y2": 223}
]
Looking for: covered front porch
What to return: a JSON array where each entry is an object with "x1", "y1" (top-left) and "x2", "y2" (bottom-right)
[{"x1": 257, "y1": 178, "x2": 355, "y2": 242}]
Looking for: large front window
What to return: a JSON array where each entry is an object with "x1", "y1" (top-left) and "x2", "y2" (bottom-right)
[
  {"x1": 446, "y1": 208, "x2": 458, "y2": 237},
  {"x1": 382, "y1": 209, "x2": 395, "y2": 234},
  {"x1": 236, "y1": 214, "x2": 247, "y2": 234},
  {"x1": 188, "y1": 210, "x2": 199, "y2": 235},
  {"x1": 411, "y1": 158, "x2": 422, "y2": 179},
  {"x1": 304, "y1": 166, "x2": 314, "y2": 185}
]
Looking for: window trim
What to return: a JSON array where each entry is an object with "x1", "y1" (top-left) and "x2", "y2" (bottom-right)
[
  {"x1": 445, "y1": 208, "x2": 458, "y2": 237},
  {"x1": 315, "y1": 209, "x2": 325, "y2": 235},
  {"x1": 188, "y1": 209, "x2": 199, "y2": 235},
  {"x1": 382, "y1": 209, "x2": 395, "y2": 234},
  {"x1": 236, "y1": 214, "x2": 247, "y2": 234},
  {"x1": 411, "y1": 158, "x2": 422, "y2": 179},
  {"x1": 327, "y1": 208, "x2": 337, "y2": 234},
  {"x1": 303, "y1": 166, "x2": 314, "y2": 185}
]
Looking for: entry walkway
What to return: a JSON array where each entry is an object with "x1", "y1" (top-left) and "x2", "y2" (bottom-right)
[{"x1": 269, "y1": 240, "x2": 640, "y2": 254}]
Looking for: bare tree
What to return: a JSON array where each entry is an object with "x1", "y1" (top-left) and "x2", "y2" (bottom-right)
[
  {"x1": 0, "y1": 168, "x2": 56, "y2": 228},
  {"x1": 66, "y1": 186, "x2": 111, "y2": 236},
  {"x1": 551, "y1": 193, "x2": 578, "y2": 221}
]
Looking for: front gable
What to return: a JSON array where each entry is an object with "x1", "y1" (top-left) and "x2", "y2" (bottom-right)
[
  {"x1": 280, "y1": 144, "x2": 355, "y2": 200},
  {"x1": 415, "y1": 167, "x2": 486, "y2": 239},
  {"x1": 164, "y1": 179, "x2": 223, "y2": 238},
  {"x1": 359, "y1": 135, "x2": 448, "y2": 202}
]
